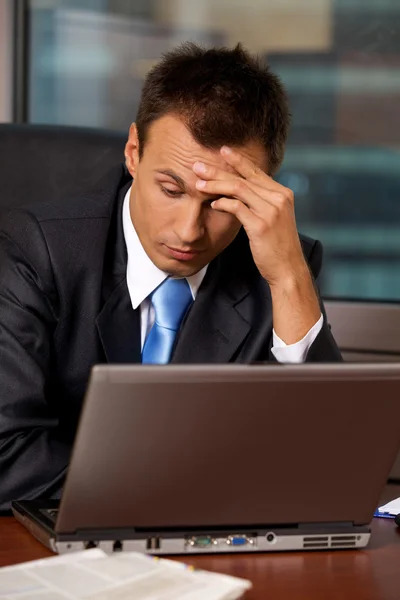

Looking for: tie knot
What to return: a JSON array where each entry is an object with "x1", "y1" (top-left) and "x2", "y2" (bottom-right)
[{"x1": 151, "y1": 277, "x2": 193, "y2": 331}]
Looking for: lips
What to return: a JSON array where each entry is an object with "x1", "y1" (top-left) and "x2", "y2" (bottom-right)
[{"x1": 164, "y1": 245, "x2": 203, "y2": 261}]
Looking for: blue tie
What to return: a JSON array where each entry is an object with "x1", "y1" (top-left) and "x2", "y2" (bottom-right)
[{"x1": 142, "y1": 278, "x2": 193, "y2": 364}]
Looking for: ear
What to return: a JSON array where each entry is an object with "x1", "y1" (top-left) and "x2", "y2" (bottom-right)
[{"x1": 124, "y1": 123, "x2": 140, "y2": 177}]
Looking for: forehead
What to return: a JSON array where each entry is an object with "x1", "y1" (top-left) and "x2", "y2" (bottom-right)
[{"x1": 142, "y1": 114, "x2": 267, "y2": 176}]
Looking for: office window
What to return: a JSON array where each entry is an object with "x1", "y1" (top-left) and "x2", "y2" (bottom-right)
[{"x1": 23, "y1": 0, "x2": 400, "y2": 301}]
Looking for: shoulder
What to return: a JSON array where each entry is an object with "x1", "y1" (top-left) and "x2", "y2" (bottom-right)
[
  {"x1": 2, "y1": 164, "x2": 128, "y2": 225},
  {"x1": 299, "y1": 233, "x2": 323, "y2": 279},
  {"x1": 0, "y1": 164, "x2": 129, "y2": 244},
  {"x1": 0, "y1": 164, "x2": 129, "y2": 273},
  {"x1": 299, "y1": 233, "x2": 321, "y2": 257},
  {"x1": 224, "y1": 229, "x2": 324, "y2": 280}
]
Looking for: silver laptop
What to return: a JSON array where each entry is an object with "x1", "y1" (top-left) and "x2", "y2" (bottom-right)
[{"x1": 12, "y1": 364, "x2": 400, "y2": 554}]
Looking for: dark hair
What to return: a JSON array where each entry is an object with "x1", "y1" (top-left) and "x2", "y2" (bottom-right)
[{"x1": 136, "y1": 43, "x2": 290, "y2": 174}]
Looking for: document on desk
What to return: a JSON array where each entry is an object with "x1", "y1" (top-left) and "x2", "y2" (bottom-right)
[
  {"x1": 375, "y1": 496, "x2": 400, "y2": 518},
  {"x1": 0, "y1": 548, "x2": 251, "y2": 600}
]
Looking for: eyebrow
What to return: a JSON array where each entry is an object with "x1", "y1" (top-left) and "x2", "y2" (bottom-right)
[
  {"x1": 154, "y1": 168, "x2": 221, "y2": 202},
  {"x1": 154, "y1": 169, "x2": 187, "y2": 191}
]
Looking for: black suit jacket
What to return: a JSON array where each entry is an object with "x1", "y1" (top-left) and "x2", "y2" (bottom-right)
[{"x1": 0, "y1": 165, "x2": 341, "y2": 511}]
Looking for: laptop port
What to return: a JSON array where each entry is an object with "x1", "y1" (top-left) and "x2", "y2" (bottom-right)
[
  {"x1": 187, "y1": 536, "x2": 217, "y2": 548},
  {"x1": 113, "y1": 540, "x2": 123, "y2": 552},
  {"x1": 85, "y1": 541, "x2": 98, "y2": 549},
  {"x1": 146, "y1": 537, "x2": 160, "y2": 551},
  {"x1": 226, "y1": 535, "x2": 254, "y2": 547}
]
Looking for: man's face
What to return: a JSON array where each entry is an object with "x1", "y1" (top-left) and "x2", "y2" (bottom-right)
[{"x1": 125, "y1": 114, "x2": 267, "y2": 277}]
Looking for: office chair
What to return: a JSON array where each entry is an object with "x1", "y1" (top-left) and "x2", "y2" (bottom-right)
[{"x1": 0, "y1": 123, "x2": 126, "y2": 210}]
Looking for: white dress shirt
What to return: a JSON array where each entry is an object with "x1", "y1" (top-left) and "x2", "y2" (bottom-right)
[{"x1": 122, "y1": 187, "x2": 323, "y2": 362}]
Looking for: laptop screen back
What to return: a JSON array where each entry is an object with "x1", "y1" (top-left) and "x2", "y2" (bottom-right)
[{"x1": 56, "y1": 364, "x2": 400, "y2": 533}]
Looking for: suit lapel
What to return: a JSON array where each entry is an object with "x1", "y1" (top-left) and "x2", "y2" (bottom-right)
[
  {"x1": 96, "y1": 278, "x2": 141, "y2": 363},
  {"x1": 171, "y1": 254, "x2": 253, "y2": 363},
  {"x1": 95, "y1": 170, "x2": 141, "y2": 364}
]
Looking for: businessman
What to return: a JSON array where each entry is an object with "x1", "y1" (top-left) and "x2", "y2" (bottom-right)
[{"x1": 0, "y1": 43, "x2": 341, "y2": 510}]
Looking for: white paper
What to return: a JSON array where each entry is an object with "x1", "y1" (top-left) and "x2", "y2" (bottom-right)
[
  {"x1": 0, "y1": 549, "x2": 251, "y2": 600},
  {"x1": 378, "y1": 496, "x2": 400, "y2": 516}
]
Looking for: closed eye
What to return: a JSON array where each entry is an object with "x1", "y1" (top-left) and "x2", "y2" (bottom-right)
[
  {"x1": 160, "y1": 185, "x2": 183, "y2": 198},
  {"x1": 160, "y1": 185, "x2": 220, "y2": 205}
]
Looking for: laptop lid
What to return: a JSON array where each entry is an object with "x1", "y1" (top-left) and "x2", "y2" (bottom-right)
[{"x1": 55, "y1": 364, "x2": 400, "y2": 534}]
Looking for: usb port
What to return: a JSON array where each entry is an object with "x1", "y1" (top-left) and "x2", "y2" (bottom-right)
[
  {"x1": 146, "y1": 537, "x2": 160, "y2": 550},
  {"x1": 85, "y1": 541, "x2": 98, "y2": 549}
]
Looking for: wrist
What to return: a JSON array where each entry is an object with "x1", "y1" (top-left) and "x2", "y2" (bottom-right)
[
  {"x1": 269, "y1": 263, "x2": 321, "y2": 335},
  {"x1": 269, "y1": 261, "x2": 312, "y2": 293}
]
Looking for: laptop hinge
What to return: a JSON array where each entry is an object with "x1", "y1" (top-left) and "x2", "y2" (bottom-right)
[{"x1": 299, "y1": 522, "x2": 354, "y2": 530}]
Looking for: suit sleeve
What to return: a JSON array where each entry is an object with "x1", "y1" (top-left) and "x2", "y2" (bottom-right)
[
  {"x1": 304, "y1": 239, "x2": 343, "y2": 362},
  {"x1": 0, "y1": 210, "x2": 69, "y2": 512}
]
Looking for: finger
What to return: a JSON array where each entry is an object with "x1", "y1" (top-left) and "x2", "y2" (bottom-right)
[
  {"x1": 211, "y1": 197, "x2": 264, "y2": 233},
  {"x1": 196, "y1": 176, "x2": 264, "y2": 210},
  {"x1": 221, "y1": 146, "x2": 282, "y2": 190},
  {"x1": 196, "y1": 176, "x2": 293, "y2": 214},
  {"x1": 193, "y1": 149, "x2": 287, "y2": 202},
  {"x1": 192, "y1": 160, "x2": 236, "y2": 182}
]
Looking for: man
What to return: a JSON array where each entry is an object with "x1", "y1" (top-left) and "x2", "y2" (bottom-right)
[{"x1": 0, "y1": 43, "x2": 341, "y2": 511}]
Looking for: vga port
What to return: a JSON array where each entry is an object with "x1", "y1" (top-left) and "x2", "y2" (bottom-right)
[{"x1": 226, "y1": 535, "x2": 254, "y2": 547}]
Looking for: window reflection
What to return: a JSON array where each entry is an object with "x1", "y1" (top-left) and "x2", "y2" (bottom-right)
[{"x1": 27, "y1": 0, "x2": 400, "y2": 300}]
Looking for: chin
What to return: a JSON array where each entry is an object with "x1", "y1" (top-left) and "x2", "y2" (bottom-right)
[{"x1": 156, "y1": 256, "x2": 206, "y2": 278}]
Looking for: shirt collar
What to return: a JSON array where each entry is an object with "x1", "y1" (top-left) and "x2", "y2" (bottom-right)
[{"x1": 122, "y1": 186, "x2": 208, "y2": 310}]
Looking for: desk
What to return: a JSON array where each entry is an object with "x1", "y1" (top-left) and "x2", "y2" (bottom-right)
[{"x1": 1, "y1": 485, "x2": 400, "y2": 600}]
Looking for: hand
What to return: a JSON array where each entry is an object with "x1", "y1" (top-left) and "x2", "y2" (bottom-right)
[
  {"x1": 193, "y1": 147, "x2": 321, "y2": 344},
  {"x1": 193, "y1": 146, "x2": 305, "y2": 287}
]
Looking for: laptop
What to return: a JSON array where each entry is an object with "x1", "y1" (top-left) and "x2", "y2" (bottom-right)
[{"x1": 12, "y1": 364, "x2": 400, "y2": 555}]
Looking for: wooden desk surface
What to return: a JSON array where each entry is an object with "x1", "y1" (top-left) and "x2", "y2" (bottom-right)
[{"x1": 1, "y1": 486, "x2": 400, "y2": 600}]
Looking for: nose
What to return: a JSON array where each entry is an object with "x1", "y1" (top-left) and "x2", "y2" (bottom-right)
[{"x1": 173, "y1": 200, "x2": 205, "y2": 246}]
